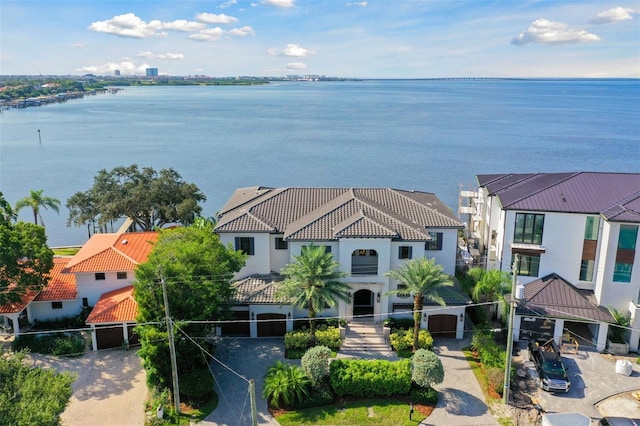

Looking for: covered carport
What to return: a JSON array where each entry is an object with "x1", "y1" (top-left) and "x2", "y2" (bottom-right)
[{"x1": 512, "y1": 273, "x2": 615, "y2": 352}]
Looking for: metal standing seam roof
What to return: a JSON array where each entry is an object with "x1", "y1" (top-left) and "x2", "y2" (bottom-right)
[
  {"x1": 33, "y1": 257, "x2": 77, "y2": 302},
  {"x1": 86, "y1": 285, "x2": 137, "y2": 324},
  {"x1": 215, "y1": 187, "x2": 463, "y2": 240},
  {"x1": 62, "y1": 232, "x2": 158, "y2": 273},
  {"x1": 515, "y1": 273, "x2": 615, "y2": 323},
  {"x1": 477, "y1": 172, "x2": 640, "y2": 222}
]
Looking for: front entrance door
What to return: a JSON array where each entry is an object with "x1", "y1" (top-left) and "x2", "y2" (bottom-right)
[{"x1": 353, "y1": 289, "x2": 374, "y2": 318}]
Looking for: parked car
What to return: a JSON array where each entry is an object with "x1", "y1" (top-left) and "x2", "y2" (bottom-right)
[
  {"x1": 528, "y1": 338, "x2": 571, "y2": 392},
  {"x1": 600, "y1": 418, "x2": 640, "y2": 426}
]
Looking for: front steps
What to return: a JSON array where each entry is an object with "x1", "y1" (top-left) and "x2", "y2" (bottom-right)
[{"x1": 339, "y1": 319, "x2": 398, "y2": 359}]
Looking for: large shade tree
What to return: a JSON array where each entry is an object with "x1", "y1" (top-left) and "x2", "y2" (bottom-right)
[
  {"x1": 66, "y1": 165, "x2": 205, "y2": 232},
  {"x1": 0, "y1": 192, "x2": 53, "y2": 305},
  {"x1": 277, "y1": 244, "x2": 350, "y2": 346},
  {"x1": 385, "y1": 257, "x2": 454, "y2": 352},
  {"x1": 134, "y1": 225, "x2": 245, "y2": 391},
  {"x1": 14, "y1": 189, "x2": 60, "y2": 227}
]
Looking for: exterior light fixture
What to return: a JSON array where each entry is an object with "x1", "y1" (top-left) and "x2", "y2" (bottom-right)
[
  {"x1": 460, "y1": 312, "x2": 464, "y2": 322},
  {"x1": 376, "y1": 292, "x2": 381, "y2": 303},
  {"x1": 251, "y1": 312, "x2": 255, "y2": 320}
]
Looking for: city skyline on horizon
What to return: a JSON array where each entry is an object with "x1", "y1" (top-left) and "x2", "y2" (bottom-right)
[{"x1": 1, "y1": 0, "x2": 638, "y2": 79}]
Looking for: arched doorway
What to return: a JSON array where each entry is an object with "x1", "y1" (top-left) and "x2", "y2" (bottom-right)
[{"x1": 353, "y1": 289, "x2": 374, "y2": 318}]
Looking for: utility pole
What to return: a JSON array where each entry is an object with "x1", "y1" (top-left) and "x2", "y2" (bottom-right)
[
  {"x1": 249, "y1": 379, "x2": 258, "y2": 426},
  {"x1": 161, "y1": 276, "x2": 181, "y2": 414},
  {"x1": 503, "y1": 253, "x2": 519, "y2": 405}
]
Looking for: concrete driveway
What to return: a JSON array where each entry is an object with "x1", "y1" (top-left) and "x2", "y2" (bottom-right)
[
  {"x1": 528, "y1": 346, "x2": 640, "y2": 421},
  {"x1": 29, "y1": 348, "x2": 147, "y2": 426}
]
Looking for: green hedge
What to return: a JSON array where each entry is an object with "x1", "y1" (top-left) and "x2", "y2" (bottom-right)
[
  {"x1": 284, "y1": 327, "x2": 342, "y2": 351},
  {"x1": 389, "y1": 329, "x2": 433, "y2": 351},
  {"x1": 12, "y1": 332, "x2": 85, "y2": 357},
  {"x1": 329, "y1": 358, "x2": 411, "y2": 398}
]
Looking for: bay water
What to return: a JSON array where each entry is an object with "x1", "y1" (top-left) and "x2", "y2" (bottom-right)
[{"x1": 1, "y1": 79, "x2": 638, "y2": 247}]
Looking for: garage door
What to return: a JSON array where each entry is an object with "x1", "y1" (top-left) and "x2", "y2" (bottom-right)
[
  {"x1": 221, "y1": 311, "x2": 250, "y2": 337},
  {"x1": 428, "y1": 315, "x2": 457, "y2": 338},
  {"x1": 257, "y1": 313, "x2": 286, "y2": 337},
  {"x1": 96, "y1": 325, "x2": 125, "y2": 350}
]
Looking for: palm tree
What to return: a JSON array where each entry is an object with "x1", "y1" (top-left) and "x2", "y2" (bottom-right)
[
  {"x1": 14, "y1": 189, "x2": 60, "y2": 226},
  {"x1": 470, "y1": 268, "x2": 511, "y2": 318},
  {"x1": 277, "y1": 244, "x2": 350, "y2": 346},
  {"x1": 385, "y1": 257, "x2": 453, "y2": 352}
]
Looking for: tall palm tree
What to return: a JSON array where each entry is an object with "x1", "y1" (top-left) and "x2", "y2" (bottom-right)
[
  {"x1": 385, "y1": 257, "x2": 453, "y2": 352},
  {"x1": 277, "y1": 244, "x2": 350, "y2": 346},
  {"x1": 470, "y1": 268, "x2": 511, "y2": 318},
  {"x1": 14, "y1": 189, "x2": 60, "y2": 227}
]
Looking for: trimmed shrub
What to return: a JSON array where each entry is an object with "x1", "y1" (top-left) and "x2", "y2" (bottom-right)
[
  {"x1": 316, "y1": 327, "x2": 341, "y2": 351},
  {"x1": 389, "y1": 329, "x2": 433, "y2": 351},
  {"x1": 411, "y1": 349, "x2": 444, "y2": 388},
  {"x1": 384, "y1": 317, "x2": 415, "y2": 330},
  {"x1": 12, "y1": 332, "x2": 85, "y2": 357},
  {"x1": 409, "y1": 384, "x2": 439, "y2": 405},
  {"x1": 329, "y1": 358, "x2": 411, "y2": 398},
  {"x1": 284, "y1": 330, "x2": 311, "y2": 351},
  {"x1": 301, "y1": 345, "x2": 332, "y2": 386},
  {"x1": 285, "y1": 327, "x2": 342, "y2": 352},
  {"x1": 51, "y1": 334, "x2": 85, "y2": 357}
]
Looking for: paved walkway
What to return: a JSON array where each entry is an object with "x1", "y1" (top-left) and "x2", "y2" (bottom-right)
[{"x1": 422, "y1": 337, "x2": 499, "y2": 426}]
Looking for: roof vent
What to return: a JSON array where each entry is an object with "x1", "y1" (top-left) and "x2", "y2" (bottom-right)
[{"x1": 122, "y1": 239, "x2": 128, "y2": 245}]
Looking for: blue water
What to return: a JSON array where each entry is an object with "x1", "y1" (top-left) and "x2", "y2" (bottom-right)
[{"x1": 1, "y1": 79, "x2": 638, "y2": 246}]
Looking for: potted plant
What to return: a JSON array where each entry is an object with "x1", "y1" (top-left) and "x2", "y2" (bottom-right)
[{"x1": 607, "y1": 308, "x2": 630, "y2": 355}]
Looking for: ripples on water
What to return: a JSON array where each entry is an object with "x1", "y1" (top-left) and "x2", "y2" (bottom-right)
[{"x1": 1, "y1": 80, "x2": 638, "y2": 246}]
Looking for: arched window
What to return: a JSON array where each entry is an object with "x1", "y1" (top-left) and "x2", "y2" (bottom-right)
[{"x1": 351, "y1": 249, "x2": 378, "y2": 275}]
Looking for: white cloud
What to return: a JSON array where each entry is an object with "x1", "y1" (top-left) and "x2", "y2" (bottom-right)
[
  {"x1": 69, "y1": 42, "x2": 86, "y2": 48},
  {"x1": 137, "y1": 51, "x2": 184, "y2": 60},
  {"x1": 262, "y1": 0, "x2": 295, "y2": 8},
  {"x1": 189, "y1": 27, "x2": 225, "y2": 41},
  {"x1": 195, "y1": 13, "x2": 238, "y2": 24},
  {"x1": 219, "y1": 0, "x2": 237, "y2": 9},
  {"x1": 347, "y1": 1, "x2": 367, "y2": 6},
  {"x1": 511, "y1": 19, "x2": 601, "y2": 45},
  {"x1": 590, "y1": 7, "x2": 637, "y2": 24},
  {"x1": 76, "y1": 60, "x2": 149, "y2": 75},
  {"x1": 88, "y1": 13, "x2": 205, "y2": 38},
  {"x1": 284, "y1": 62, "x2": 306, "y2": 70},
  {"x1": 268, "y1": 43, "x2": 315, "y2": 57},
  {"x1": 227, "y1": 26, "x2": 255, "y2": 36}
]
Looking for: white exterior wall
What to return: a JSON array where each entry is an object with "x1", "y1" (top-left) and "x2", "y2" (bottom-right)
[
  {"x1": 269, "y1": 235, "x2": 290, "y2": 274},
  {"x1": 75, "y1": 271, "x2": 135, "y2": 306},
  {"x1": 219, "y1": 233, "x2": 271, "y2": 278},
  {"x1": 424, "y1": 229, "x2": 458, "y2": 275},
  {"x1": 595, "y1": 221, "x2": 640, "y2": 312},
  {"x1": 30, "y1": 300, "x2": 82, "y2": 322}
]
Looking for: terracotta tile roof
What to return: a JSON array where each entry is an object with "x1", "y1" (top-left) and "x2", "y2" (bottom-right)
[
  {"x1": 232, "y1": 274, "x2": 285, "y2": 304},
  {"x1": 63, "y1": 232, "x2": 158, "y2": 273},
  {"x1": 34, "y1": 257, "x2": 77, "y2": 302},
  {"x1": 515, "y1": 273, "x2": 615, "y2": 323},
  {"x1": 0, "y1": 289, "x2": 38, "y2": 314},
  {"x1": 477, "y1": 172, "x2": 640, "y2": 222},
  {"x1": 86, "y1": 285, "x2": 137, "y2": 324},
  {"x1": 216, "y1": 187, "x2": 462, "y2": 240}
]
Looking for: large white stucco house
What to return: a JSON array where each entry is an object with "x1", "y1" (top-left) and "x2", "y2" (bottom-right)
[
  {"x1": 214, "y1": 186, "x2": 469, "y2": 339},
  {"x1": 461, "y1": 172, "x2": 640, "y2": 352}
]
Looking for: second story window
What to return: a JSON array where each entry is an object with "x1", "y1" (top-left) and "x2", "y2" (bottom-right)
[
  {"x1": 514, "y1": 213, "x2": 545, "y2": 245},
  {"x1": 518, "y1": 254, "x2": 540, "y2": 277},
  {"x1": 235, "y1": 237, "x2": 255, "y2": 255},
  {"x1": 398, "y1": 246, "x2": 412, "y2": 259},
  {"x1": 95, "y1": 272, "x2": 106, "y2": 280},
  {"x1": 579, "y1": 216, "x2": 600, "y2": 281},
  {"x1": 613, "y1": 225, "x2": 638, "y2": 283},
  {"x1": 351, "y1": 249, "x2": 378, "y2": 275},
  {"x1": 425, "y1": 232, "x2": 443, "y2": 251},
  {"x1": 275, "y1": 237, "x2": 288, "y2": 250},
  {"x1": 117, "y1": 271, "x2": 127, "y2": 280}
]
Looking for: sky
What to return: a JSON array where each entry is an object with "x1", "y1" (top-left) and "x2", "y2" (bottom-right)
[{"x1": 1, "y1": 0, "x2": 639, "y2": 78}]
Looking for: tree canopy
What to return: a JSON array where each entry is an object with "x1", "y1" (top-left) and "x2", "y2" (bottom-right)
[
  {"x1": 277, "y1": 244, "x2": 350, "y2": 346},
  {"x1": 66, "y1": 165, "x2": 206, "y2": 232},
  {"x1": 0, "y1": 350, "x2": 74, "y2": 426},
  {"x1": 0, "y1": 192, "x2": 54, "y2": 305},
  {"x1": 134, "y1": 225, "x2": 245, "y2": 390},
  {"x1": 385, "y1": 257, "x2": 453, "y2": 352},
  {"x1": 14, "y1": 189, "x2": 60, "y2": 227}
]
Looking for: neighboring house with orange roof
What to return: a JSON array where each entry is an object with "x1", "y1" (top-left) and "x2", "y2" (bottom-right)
[
  {"x1": 86, "y1": 285, "x2": 139, "y2": 351},
  {"x1": 29, "y1": 257, "x2": 78, "y2": 321}
]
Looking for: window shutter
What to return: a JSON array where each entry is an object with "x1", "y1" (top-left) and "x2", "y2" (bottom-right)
[
  {"x1": 249, "y1": 237, "x2": 255, "y2": 255},
  {"x1": 408, "y1": 246, "x2": 412, "y2": 258},
  {"x1": 235, "y1": 237, "x2": 240, "y2": 251}
]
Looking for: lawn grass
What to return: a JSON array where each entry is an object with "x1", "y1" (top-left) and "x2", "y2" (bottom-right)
[
  {"x1": 177, "y1": 394, "x2": 218, "y2": 424},
  {"x1": 275, "y1": 398, "x2": 426, "y2": 426},
  {"x1": 52, "y1": 247, "x2": 81, "y2": 256}
]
